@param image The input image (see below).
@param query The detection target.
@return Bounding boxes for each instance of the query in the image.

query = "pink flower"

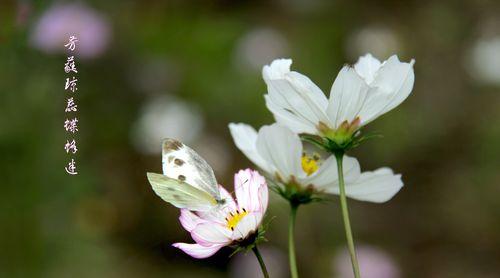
[173,169,268,259]
[30,3,110,59]
[334,245,401,278]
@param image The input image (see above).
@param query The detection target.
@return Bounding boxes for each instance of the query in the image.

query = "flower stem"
[335,152,361,278]
[252,246,269,278]
[288,202,299,278]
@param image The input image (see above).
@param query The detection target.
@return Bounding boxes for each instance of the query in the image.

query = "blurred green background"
[1,0,500,277]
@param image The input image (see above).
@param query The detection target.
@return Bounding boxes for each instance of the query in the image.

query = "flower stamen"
[301,152,320,176]
[226,209,248,231]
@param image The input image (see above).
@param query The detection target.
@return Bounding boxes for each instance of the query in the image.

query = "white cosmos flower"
[173,169,268,259]
[229,123,403,203]
[263,54,415,142]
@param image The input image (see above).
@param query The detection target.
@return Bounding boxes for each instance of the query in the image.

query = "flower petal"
[326,66,370,128]
[191,222,232,246]
[231,212,261,241]
[357,55,415,125]
[262,58,292,81]
[354,53,382,84]
[229,123,274,173]
[172,243,224,259]
[257,177,269,214]
[265,95,318,134]
[179,209,205,232]
[329,167,404,203]
[256,124,303,180]
[306,155,361,191]
[263,59,329,134]
[234,169,268,213]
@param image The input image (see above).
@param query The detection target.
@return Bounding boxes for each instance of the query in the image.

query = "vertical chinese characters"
[64,36,79,175]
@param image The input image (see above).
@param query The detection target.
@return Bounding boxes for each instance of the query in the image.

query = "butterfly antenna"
[230,178,249,197]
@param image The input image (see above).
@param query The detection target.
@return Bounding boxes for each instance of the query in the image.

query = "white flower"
[467,36,500,86]
[346,26,400,60]
[229,123,403,203]
[234,28,290,71]
[130,96,203,154]
[173,169,268,259]
[263,54,415,142]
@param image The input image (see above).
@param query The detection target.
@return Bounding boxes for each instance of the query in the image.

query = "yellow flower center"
[226,209,248,231]
[301,153,320,176]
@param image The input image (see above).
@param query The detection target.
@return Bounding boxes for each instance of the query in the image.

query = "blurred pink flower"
[173,169,268,259]
[30,3,110,59]
[333,245,401,278]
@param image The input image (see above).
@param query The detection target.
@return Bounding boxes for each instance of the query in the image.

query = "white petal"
[179,209,205,232]
[256,124,302,181]
[307,155,361,191]
[358,55,415,125]
[262,58,292,82]
[265,79,324,128]
[326,66,369,128]
[330,167,403,203]
[229,123,274,173]
[262,59,329,134]
[287,71,329,114]
[265,95,318,134]
[172,243,224,259]
[231,212,260,241]
[191,222,232,246]
[354,53,382,84]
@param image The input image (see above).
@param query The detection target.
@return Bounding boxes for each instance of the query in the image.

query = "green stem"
[252,246,269,278]
[335,152,361,278]
[288,202,299,278]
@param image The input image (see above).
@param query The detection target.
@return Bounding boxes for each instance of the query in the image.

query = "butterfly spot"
[173,194,181,199]
[167,156,174,163]
[167,187,175,191]
[164,139,183,151]
[178,175,186,181]
[174,158,185,166]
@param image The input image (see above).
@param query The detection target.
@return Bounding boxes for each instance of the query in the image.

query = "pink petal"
[234,169,252,209]
[191,222,232,246]
[258,181,269,214]
[179,209,205,232]
[172,243,224,259]
[234,169,267,212]
[231,212,260,241]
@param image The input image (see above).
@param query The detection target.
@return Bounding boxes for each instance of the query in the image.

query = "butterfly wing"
[161,139,221,201]
[147,172,217,211]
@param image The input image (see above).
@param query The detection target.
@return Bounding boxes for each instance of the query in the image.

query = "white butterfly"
[147,138,226,212]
